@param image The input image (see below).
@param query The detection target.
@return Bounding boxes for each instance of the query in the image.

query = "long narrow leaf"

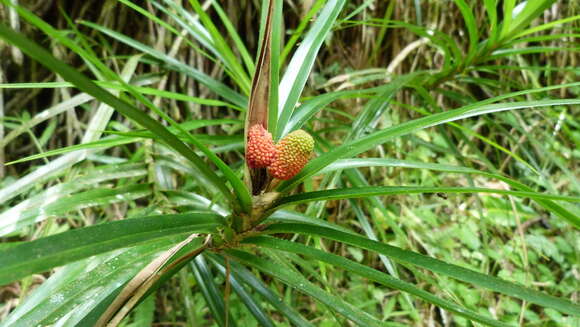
[0,213,223,285]
[275,186,580,208]
[79,21,246,107]
[263,223,580,316]
[207,253,315,327]
[211,256,277,327]
[276,0,346,139]
[0,184,151,237]
[279,99,580,191]
[247,236,513,327]
[0,237,180,327]
[317,158,580,228]
[0,22,241,211]
[226,250,386,327]
[191,255,237,327]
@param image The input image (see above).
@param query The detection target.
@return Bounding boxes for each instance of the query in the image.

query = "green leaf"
[226,250,385,327]
[0,237,180,326]
[0,21,245,212]
[280,0,325,64]
[485,47,580,62]
[453,0,478,64]
[6,136,141,165]
[129,296,155,327]
[0,213,223,285]
[0,184,151,237]
[279,99,580,191]
[268,0,283,135]
[275,186,580,208]
[346,73,422,141]
[207,253,315,327]
[268,210,355,235]
[317,158,580,228]
[512,14,580,40]
[247,236,513,327]
[0,81,237,109]
[501,0,556,42]
[343,170,408,281]
[0,93,94,148]
[211,1,254,76]
[211,256,277,327]
[263,223,580,316]
[79,20,246,107]
[498,0,516,43]
[282,87,378,136]
[276,0,346,139]
[190,255,237,327]
[187,0,251,94]
[483,0,499,47]
[0,163,146,234]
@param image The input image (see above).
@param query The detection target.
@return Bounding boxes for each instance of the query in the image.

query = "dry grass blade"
[96,233,211,327]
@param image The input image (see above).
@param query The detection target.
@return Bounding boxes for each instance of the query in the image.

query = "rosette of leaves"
[0,0,579,326]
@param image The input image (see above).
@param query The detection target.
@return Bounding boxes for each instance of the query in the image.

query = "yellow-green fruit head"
[268,130,314,180]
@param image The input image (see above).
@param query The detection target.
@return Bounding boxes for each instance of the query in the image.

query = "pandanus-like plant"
[0,0,579,326]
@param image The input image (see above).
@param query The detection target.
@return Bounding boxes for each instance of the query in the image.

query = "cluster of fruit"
[246,125,314,180]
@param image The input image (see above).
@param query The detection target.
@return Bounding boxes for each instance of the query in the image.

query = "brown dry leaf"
[96,233,210,327]
[245,0,276,195]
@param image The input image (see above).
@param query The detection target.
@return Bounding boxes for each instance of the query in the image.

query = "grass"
[0,0,579,326]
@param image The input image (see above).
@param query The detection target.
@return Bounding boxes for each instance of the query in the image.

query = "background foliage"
[0,0,579,326]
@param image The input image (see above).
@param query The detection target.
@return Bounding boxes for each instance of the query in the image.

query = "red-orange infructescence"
[246,124,277,168]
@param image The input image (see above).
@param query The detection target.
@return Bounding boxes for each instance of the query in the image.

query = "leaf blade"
[278,99,580,191]
[226,250,385,327]
[0,21,242,211]
[263,223,580,316]
[247,236,514,327]
[0,213,223,285]
[275,186,580,207]
[276,0,346,139]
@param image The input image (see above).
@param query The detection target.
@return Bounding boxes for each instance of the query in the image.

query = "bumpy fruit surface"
[246,124,276,168]
[268,130,314,180]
